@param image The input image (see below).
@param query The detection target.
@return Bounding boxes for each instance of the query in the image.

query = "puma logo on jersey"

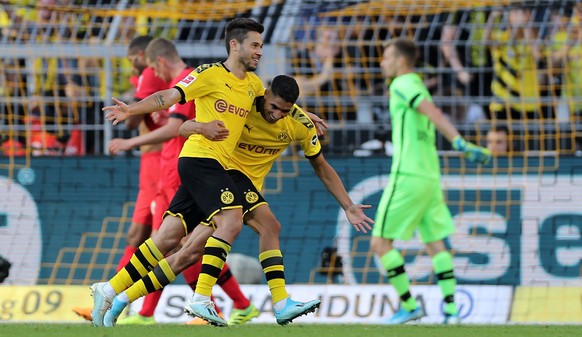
[244,124,253,132]
[225,83,233,91]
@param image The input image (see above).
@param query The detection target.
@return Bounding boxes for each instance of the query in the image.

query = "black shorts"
[165,184,208,233]
[227,169,267,215]
[171,157,242,224]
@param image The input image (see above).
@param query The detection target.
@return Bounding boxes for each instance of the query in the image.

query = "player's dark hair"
[384,38,418,66]
[224,18,264,54]
[128,35,153,54]
[270,75,299,104]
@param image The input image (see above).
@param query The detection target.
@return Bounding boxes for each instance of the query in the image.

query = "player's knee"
[126,225,151,247]
[370,236,391,256]
[257,220,280,240]
[178,245,203,266]
[216,216,243,236]
[224,221,243,240]
[151,232,182,255]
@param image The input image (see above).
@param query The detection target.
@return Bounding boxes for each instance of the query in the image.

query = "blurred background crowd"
[0,0,580,157]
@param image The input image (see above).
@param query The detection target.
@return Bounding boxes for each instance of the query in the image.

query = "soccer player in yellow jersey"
[96,18,351,327]
[180,75,374,325]
[96,18,265,327]
[96,74,373,327]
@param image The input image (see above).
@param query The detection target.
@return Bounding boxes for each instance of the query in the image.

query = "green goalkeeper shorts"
[372,173,454,243]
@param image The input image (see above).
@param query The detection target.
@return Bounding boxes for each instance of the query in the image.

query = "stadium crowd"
[0,0,580,156]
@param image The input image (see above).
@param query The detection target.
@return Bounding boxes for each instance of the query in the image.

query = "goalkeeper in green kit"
[370,38,491,325]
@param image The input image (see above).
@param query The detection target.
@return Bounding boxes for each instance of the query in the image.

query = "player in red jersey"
[72,35,168,321]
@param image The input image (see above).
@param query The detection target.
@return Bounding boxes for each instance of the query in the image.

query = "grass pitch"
[1,324,579,337]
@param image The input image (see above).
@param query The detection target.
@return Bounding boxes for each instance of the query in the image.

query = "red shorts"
[152,161,180,231]
[132,151,162,225]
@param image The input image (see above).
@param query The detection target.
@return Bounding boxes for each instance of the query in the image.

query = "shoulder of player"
[194,62,226,75]
[393,73,425,89]
[141,67,166,83]
[286,111,316,138]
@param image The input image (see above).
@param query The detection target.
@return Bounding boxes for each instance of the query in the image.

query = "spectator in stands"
[291,25,357,122]
[486,124,510,154]
[548,3,582,122]
[27,0,95,155]
[484,5,546,120]
[293,28,336,99]
[343,15,380,125]
[440,8,493,122]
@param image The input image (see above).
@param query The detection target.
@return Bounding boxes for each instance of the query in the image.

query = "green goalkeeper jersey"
[388,72,440,179]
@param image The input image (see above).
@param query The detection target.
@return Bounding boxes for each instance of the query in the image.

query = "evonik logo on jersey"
[214,99,250,117]
[237,143,281,155]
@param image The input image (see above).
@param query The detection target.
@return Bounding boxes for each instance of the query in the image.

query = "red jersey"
[160,67,196,189]
[129,75,139,89]
[135,67,169,131]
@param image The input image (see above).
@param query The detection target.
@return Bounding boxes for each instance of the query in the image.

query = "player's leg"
[118,151,160,270]
[104,217,215,327]
[245,206,320,325]
[194,209,242,297]
[370,174,428,324]
[91,188,189,327]
[74,155,158,323]
[103,187,213,327]
[182,260,254,325]
[90,236,164,327]
[179,158,243,326]
[184,210,240,326]
[74,220,151,323]
[232,169,319,325]
[419,181,459,324]
[230,170,290,308]
[216,263,259,325]
[118,183,173,325]
[113,218,154,321]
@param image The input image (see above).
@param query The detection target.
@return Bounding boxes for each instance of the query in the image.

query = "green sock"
[432,251,458,315]
[380,249,418,311]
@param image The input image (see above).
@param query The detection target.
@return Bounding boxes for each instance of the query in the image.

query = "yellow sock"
[196,236,231,297]
[125,259,176,302]
[259,249,288,304]
[110,238,163,293]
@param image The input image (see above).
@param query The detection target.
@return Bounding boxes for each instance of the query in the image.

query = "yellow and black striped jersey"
[176,62,265,167]
[489,30,540,113]
[228,100,321,191]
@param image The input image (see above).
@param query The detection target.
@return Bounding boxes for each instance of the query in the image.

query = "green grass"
[1,324,580,337]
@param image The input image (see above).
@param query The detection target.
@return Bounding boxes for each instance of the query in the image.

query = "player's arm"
[308,154,374,233]
[103,88,181,125]
[124,115,144,130]
[108,117,183,155]
[417,99,460,141]
[417,99,491,164]
[178,119,229,141]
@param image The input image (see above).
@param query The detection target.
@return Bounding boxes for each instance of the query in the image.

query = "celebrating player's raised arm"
[308,154,374,233]
[103,88,181,125]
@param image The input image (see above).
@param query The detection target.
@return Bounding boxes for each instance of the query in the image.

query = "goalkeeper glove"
[451,136,491,165]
